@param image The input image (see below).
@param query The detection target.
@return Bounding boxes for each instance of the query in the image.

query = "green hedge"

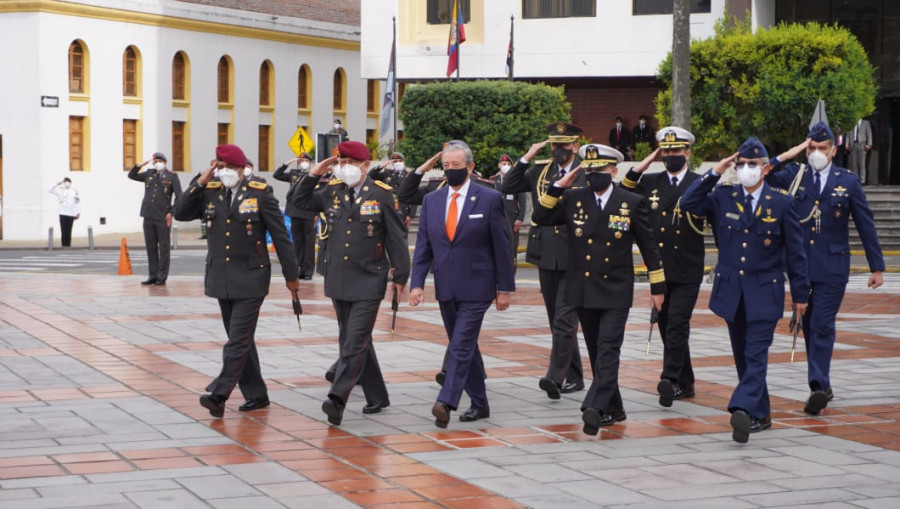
[655,17,877,159]
[396,80,571,176]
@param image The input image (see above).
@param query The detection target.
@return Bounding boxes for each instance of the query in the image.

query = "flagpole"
[456,0,462,81]
[392,16,398,149]
[509,15,514,81]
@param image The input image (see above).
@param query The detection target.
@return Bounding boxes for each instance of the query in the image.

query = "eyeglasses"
[735,161,760,169]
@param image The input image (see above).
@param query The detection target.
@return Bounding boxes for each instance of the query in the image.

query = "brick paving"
[0,272,898,508]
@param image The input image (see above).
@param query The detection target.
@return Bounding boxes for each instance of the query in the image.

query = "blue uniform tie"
[744,194,754,223]
[814,171,822,197]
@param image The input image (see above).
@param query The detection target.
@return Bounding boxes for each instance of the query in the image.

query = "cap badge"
[556,122,566,134]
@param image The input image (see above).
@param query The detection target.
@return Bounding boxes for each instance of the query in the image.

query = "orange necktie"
[446,192,459,241]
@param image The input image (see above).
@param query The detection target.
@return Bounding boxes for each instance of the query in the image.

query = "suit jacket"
[174,176,298,300]
[532,184,665,308]
[493,175,528,225]
[766,162,884,283]
[295,175,410,301]
[681,171,810,322]
[631,125,655,149]
[499,158,585,269]
[620,169,707,284]
[411,180,515,302]
[128,165,183,220]
[847,119,873,148]
[273,164,315,219]
[608,127,630,154]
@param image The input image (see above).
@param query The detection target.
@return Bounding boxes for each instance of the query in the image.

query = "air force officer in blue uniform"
[681,138,810,444]
[766,122,885,416]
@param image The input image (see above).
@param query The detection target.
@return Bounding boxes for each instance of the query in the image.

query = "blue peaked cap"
[808,121,834,142]
[738,137,768,160]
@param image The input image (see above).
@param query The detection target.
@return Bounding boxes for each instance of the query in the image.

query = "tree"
[396,80,571,176]
[655,17,877,160]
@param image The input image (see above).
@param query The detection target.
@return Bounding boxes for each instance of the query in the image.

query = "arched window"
[333,68,345,111]
[217,56,232,104]
[123,46,140,97]
[366,80,377,113]
[68,40,88,93]
[172,51,189,101]
[297,64,311,110]
[259,60,273,106]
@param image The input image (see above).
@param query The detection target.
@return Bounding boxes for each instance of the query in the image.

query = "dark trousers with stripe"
[207,297,267,400]
[290,216,316,278]
[726,297,778,420]
[329,298,389,406]
[658,282,700,388]
[143,218,171,282]
[579,307,630,413]
[802,281,846,391]
[539,268,585,385]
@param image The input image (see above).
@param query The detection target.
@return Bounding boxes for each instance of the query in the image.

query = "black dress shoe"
[362,400,390,414]
[435,371,446,386]
[322,398,344,426]
[804,390,829,415]
[731,409,751,444]
[238,397,270,411]
[598,409,627,426]
[539,377,561,400]
[325,369,335,383]
[459,406,490,422]
[582,408,601,436]
[658,379,676,407]
[140,278,157,285]
[301,274,314,280]
[153,280,167,286]
[750,416,772,433]
[825,387,834,401]
[199,394,225,418]
[432,402,450,429]
[676,385,696,399]
[560,381,585,394]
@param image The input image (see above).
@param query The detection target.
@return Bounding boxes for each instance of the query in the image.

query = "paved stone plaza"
[0,272,899,508]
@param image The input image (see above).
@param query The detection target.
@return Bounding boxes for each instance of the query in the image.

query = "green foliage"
[397,80,571,176]
[655,17,877,160]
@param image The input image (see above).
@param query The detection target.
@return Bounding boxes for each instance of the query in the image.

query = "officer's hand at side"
[513,219,522,233]
[391,283,406,297]
[869,271,883,289]
[408,288,425,307]
[556,164,581,189]
[650,293,665,312]
[310,156,337,177]
[285,279,300,293]
[496,292,511,311]
[795,302,808,316]
[165,213,173,228]
[404,216,412,230]
[633,148,661,174]
[713,152,740,176]
[197,165,216,186]
[523,140,550,163]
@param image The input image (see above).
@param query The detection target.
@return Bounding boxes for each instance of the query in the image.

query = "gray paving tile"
[850,497,900,509]
[221,463,307,484]
[85,466,224,484]
[209,497,287,509]
[748,456,851,477]
[737,487,864,506]
[428,458,512,479]
[554,478,655,505]
[607,498,759,509]
[641,480,785,501]
[458,475,565,499]
[256,481,331,498]
[767,473,890,491]
[842,463,900,483]
[177,474,261,499]
[588,467,682,490]
[1,475,89,489]
[515,493,597,508]
[0,488,38,501]
[11,493,131,509]
[38,479,181,498]
[124,488,209,508]
[505,463,593,483]
[694,459,794,481]
[279,494,360,509]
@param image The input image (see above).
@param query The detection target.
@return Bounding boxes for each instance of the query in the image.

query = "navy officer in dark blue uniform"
[681,137,810,444]
[766,122,885,415]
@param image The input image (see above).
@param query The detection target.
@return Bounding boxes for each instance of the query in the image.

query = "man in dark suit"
[294,141,410,426]
[681,137,809,443]
[533,143,666,435]
[631,115,655,161]
[174,144,299,418]
[409,140,515,428]
[494,154,528,266]
[128,152,183,285]
[608,116,630,159]
[273,153,316,279]
[620,126,706,407]
[845,118,873,184]
[767,122,884,415]
[500,122,586,399]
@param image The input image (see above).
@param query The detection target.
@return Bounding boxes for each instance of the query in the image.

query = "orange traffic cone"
[118,237,133,276]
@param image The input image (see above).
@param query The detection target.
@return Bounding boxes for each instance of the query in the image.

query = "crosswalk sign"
[288,126,314,156]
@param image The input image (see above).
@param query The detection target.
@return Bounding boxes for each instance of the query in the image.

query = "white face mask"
[499,164,511,174]
[393,162,405,171]
[243,166,252,177]
[299,161,310,170]
[807,149,830,171]
[616,122,622,128]
[154,162,166,171]
[340,164,362,186]
[735,163,762,188]
[63,182,71,189]
[333,123,342,130]
[218,168,241,189]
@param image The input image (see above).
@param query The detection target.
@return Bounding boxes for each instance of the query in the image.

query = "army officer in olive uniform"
[273,152,317,280]
[533,143,666,435]
[294,140,410,426]
[128,152,183,285]
[174,144,300,418]
[620,126,706,408]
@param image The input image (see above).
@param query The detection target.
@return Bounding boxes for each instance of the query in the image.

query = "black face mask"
[662,155,687,173]
[444,168,469,187]
[552,146,573,167]
[585,172,612,193]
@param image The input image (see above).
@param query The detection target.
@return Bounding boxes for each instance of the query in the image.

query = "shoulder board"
[570,186,582,190]
[206,181,223,189]
[534,159,551,165]
[772,187,789,195]
[717,182,733,187]
[329,179,345,186]
[373,180,393,191]
[248,180,268,190]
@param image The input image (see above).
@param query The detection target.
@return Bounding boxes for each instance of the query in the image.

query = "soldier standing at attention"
[174,144,299,418]
[128,152,183,285]
[294,141,410,426]
[274,152,317,280]
[680,137,809,443]
[500,122,586,399]
[766,122,884,415]
[620,127,705,408]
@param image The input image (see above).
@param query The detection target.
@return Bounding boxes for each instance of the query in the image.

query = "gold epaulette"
[539,194,560,209]
[206,181,223,189]
[373,180,393,191]
[648,269,666,284]
[329,179,345,186]
[772,187,789,195]
[248,180,267,190]
[534,159,551,165]
[718,182,733,186]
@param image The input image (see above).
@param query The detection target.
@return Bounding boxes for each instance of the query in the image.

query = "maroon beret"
[337,141,370,162]
[216,144,248,167]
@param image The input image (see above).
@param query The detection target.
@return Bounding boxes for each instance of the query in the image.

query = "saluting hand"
[522,139,550,163]
[713,152,740,176]
[408,288,425,307]
[778,139,810,162]
[197,164,216,186]
[555,163,581,189]
[633,147,661,174]
[310,156,337,177]
[415,151,443,175]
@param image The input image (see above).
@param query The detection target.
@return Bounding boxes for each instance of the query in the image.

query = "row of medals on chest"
[572,199,630,239]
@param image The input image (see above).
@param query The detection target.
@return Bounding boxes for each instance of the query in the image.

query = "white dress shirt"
[445,176,472,223]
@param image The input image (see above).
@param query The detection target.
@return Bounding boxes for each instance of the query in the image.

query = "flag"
[379,40,396,144]
[809,98,829,130]
[505,16,514,80]
[446,0,466,78]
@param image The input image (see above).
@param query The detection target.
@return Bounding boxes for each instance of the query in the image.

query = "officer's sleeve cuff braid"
[539,194,559,209]
[648,269,665,284]
[621,172,639,189]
